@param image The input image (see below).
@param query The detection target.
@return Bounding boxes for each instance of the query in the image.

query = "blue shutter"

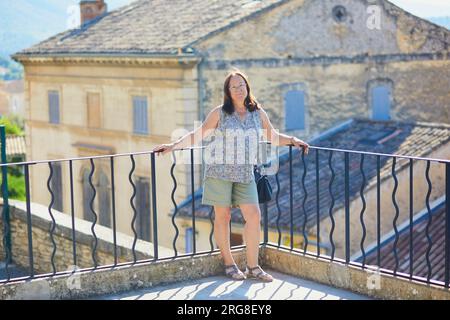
[48,91,60,124]
[133,97,138,133]
[372,86,391,121]
[142,98,148,133]
[133,96,148,134]
[284,90,305,131]
[185,228,193,253]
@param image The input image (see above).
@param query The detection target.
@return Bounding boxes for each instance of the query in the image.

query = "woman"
[153,70,309,282]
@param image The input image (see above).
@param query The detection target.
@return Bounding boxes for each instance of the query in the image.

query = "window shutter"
[372,86,391,121]
[48,91,60,124]
[133,96,148,134]
[284,90,305,131]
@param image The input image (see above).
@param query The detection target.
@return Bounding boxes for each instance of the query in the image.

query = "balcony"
[0,142,449,300]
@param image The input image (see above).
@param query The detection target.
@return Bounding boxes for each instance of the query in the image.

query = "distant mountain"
[0,0,131,59]
[427,16,450,30]
[0,0,75,58]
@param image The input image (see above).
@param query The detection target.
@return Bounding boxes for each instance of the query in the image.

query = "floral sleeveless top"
[203,107,263,183]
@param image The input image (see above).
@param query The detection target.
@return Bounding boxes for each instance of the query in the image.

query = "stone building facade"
[12,0,450,252]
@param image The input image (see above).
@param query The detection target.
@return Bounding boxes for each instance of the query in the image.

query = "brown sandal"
[224,264,246,280]
[245,265,273,282]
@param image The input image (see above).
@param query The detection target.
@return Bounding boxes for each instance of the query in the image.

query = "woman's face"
[228,75,248,105]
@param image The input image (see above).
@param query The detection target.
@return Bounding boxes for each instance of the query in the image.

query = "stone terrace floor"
[95,269,372,300]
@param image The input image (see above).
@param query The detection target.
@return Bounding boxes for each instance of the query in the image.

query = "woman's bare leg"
[239,203,261,268]
[214,205,235,266]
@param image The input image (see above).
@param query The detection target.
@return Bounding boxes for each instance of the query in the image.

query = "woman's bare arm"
[152,106,221,155]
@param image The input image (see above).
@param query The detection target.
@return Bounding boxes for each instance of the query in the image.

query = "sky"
[388,0,450,18]
[101,0,450,18]
[105,0,450,18]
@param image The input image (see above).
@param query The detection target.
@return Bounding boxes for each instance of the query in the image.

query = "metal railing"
[0,144,449,290]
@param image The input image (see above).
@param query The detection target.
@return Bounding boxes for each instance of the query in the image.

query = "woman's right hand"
[152,143,174,156]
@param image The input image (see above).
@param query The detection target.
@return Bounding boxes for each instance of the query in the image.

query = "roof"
[5,135,26,157]
[14,0,286,56]
[175,118,450,231]
[362,200,447,283]
[13,0,450,59]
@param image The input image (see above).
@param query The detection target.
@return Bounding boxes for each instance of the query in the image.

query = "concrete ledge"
[0,248,252,300]
[263,246,450,300]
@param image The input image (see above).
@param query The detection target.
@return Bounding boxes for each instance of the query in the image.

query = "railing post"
[344,152,350,264]
[151,152,158,260]
[190,149,196,255]
[0,126,12,256]
[263,201,268,244]
[445,163,450,288]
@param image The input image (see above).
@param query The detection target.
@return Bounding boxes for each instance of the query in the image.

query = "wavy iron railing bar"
[425,160,433,283]
[359,154,367,268]
[301,148,309,254]
[47,162,57,275]
[128,155,138,264]
[328,150,336,260]
[392,157,400,275]
[88,158,98,269]
[170,151,180,257]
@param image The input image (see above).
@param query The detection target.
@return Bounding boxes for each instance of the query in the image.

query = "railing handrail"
[1,141,448,168]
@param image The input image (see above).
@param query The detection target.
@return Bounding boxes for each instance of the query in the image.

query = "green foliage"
[0,171,26,201]
[0,116,24,136]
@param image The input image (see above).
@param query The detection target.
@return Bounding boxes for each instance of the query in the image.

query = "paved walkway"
[97,269,372,300]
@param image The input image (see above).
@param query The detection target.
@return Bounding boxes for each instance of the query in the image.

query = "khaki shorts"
[201,176,259,207]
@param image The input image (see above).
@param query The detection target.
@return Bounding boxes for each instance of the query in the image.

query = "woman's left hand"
[291,137,309,155]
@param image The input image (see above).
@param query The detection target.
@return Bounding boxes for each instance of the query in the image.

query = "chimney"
[80,0,107,26]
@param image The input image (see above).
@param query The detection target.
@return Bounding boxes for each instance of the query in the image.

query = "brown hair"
[222,69,260,115]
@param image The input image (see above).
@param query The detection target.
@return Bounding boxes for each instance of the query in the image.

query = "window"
[98,170,111,228]
[136,177,151,241]
[50,162,63,212]
[284,90,306,131]
[87,92,101,128]
[185,227,193,253]
[133,96,148,134]
[371,85,391,121]
[48,90,60,124]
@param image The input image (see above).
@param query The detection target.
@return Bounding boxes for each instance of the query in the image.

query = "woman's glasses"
[229,83,246,91]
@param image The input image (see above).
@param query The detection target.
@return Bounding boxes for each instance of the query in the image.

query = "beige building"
[12,0,450,252]
[0,80,25,117]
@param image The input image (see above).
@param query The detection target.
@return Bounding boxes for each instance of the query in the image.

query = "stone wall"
[0,200,171,277]
[194,0,450,139]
